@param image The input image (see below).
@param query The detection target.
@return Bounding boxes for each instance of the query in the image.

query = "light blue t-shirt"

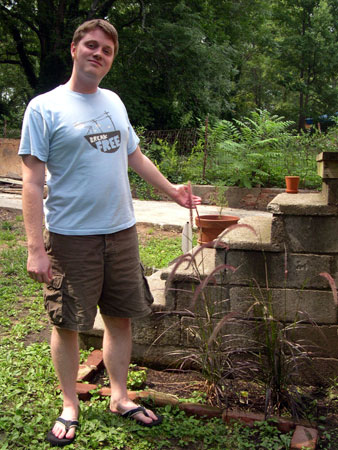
[19,85,139,235]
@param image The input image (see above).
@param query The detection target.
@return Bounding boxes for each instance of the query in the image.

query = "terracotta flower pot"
[195,215,240,244]
[285,176,300,194]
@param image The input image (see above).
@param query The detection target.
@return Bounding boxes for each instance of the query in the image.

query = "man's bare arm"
[21,155,52,283]
[128,146,201,208]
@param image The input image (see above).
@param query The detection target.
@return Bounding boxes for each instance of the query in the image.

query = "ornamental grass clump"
[163,214,258,407]
[246,260,338,420]
[164,245,248,407]
[247,280,319,420]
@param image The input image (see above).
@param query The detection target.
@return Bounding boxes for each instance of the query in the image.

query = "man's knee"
[52,326,79,342]
[101,315,131,332]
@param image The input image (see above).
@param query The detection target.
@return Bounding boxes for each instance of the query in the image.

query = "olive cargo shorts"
[43,225,154,332]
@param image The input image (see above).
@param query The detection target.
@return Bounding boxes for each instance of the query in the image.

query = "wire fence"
[1,127,200,152]
[1,129,21,139]
[143,128,199,154]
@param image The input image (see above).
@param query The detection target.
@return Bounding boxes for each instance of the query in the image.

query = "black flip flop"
[46,417,79,447]
[121,406,163,427]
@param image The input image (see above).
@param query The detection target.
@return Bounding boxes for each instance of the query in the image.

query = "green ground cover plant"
[138,225,198,273]
[0,212,296,449]
[139,234,182,271]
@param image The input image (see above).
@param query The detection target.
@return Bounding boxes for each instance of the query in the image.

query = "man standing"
[19,19,200,447]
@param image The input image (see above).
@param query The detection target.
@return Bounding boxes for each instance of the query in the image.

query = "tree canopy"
[0,0,337,132]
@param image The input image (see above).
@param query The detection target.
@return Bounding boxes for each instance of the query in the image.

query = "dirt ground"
[137,223,182,244]
[0,208,22,224]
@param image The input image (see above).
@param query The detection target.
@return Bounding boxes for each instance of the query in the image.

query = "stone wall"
[191,185,286,210]
[143,185,289,211]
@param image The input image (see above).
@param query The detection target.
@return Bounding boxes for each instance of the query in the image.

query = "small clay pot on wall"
[195,215,240,244]
[285,176,300,194]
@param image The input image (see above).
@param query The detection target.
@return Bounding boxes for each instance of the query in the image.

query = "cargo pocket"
[44,274,64,325]
[140,263,154,306]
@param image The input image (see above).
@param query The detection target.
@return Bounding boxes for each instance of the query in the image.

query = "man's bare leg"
[101,315,158,424]
[50,327,80,440]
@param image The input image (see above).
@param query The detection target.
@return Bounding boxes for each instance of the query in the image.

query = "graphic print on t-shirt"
[74,111,121,153]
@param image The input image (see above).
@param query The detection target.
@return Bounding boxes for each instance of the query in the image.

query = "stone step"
[160,246,222,282]
[219,215,274,250]
[147,269,166,311]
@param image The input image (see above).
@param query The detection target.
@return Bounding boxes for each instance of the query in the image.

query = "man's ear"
[70,42,76,60]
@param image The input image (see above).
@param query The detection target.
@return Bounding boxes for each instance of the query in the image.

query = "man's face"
[71,28,115,83]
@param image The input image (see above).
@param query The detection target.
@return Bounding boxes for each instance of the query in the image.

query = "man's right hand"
[27,249,53,284]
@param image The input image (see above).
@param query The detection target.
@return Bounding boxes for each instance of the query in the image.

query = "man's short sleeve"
[127,124,140,155]
[122,104,139,155]
[18,103,50,162]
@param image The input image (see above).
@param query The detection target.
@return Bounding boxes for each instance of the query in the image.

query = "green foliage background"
[131,111,337,190]
[1,0,337,132]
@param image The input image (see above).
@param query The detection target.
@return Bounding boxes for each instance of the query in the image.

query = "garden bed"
[74,350,321,449]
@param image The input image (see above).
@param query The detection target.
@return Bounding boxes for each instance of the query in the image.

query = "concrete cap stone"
[268,193,338,215]
[219,216,274,250]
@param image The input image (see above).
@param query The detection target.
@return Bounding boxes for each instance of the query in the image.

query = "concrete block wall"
[218,152,338,378]
[225,250,333,289]
[229,286,336,324]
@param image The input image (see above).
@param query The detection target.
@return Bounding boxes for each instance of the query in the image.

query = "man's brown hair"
[72,19,119,57]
